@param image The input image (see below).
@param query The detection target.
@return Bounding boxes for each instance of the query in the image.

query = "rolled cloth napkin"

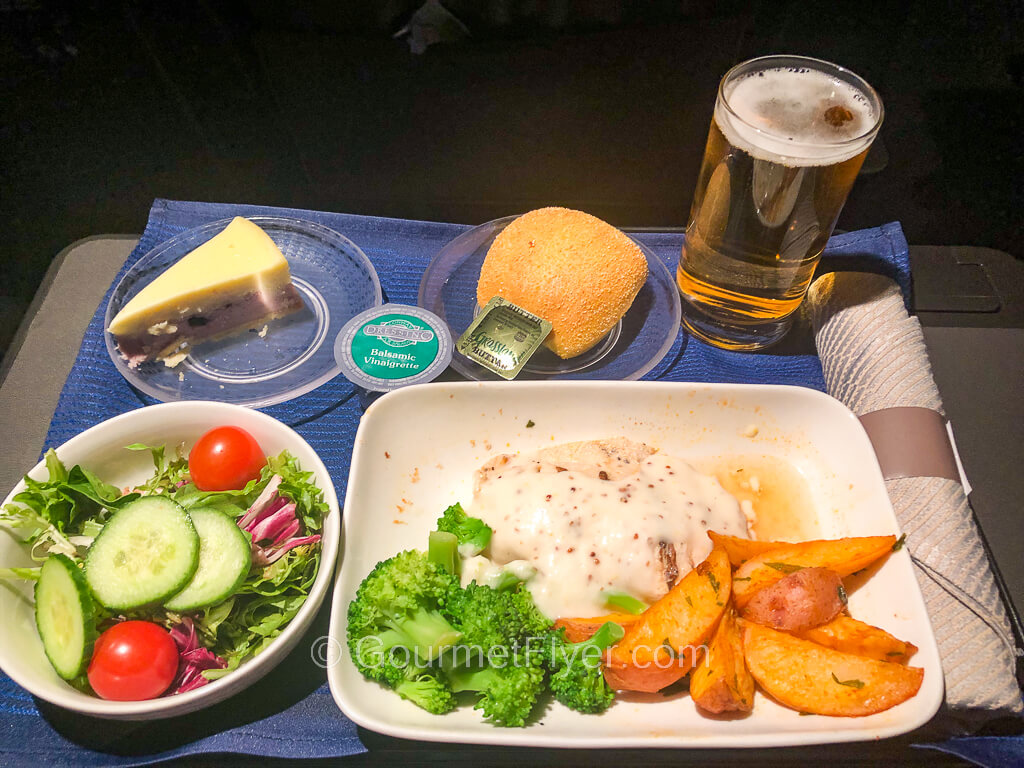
[806,271,1023,719]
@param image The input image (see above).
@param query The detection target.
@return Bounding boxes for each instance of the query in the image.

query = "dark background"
[1,0,1021,361]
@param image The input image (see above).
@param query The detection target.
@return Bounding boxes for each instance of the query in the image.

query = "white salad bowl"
[0,401,340,719]
[328,381,943,748]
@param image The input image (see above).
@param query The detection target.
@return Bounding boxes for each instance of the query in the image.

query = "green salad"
[0,428,327,701]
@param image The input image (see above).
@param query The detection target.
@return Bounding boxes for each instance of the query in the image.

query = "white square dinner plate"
[327,381,943,748]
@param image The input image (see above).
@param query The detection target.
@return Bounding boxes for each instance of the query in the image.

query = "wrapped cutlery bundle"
[807,271,1023,720]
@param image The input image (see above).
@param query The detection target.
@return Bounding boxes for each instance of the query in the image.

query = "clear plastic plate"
[105,217,382,407]
[417,216,681,381]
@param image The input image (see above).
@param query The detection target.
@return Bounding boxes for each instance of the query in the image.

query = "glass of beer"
[677,55,883,350]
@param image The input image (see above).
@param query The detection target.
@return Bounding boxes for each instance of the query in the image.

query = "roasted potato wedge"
[602,655,693,693]
[795,615,918,664]
[604,547,731,692]
[742,621,924,716]
[739,567,845,631]
[732,535,897,610]
[708,531,794,567]
[690,607,754,714]
[554,612,641,643]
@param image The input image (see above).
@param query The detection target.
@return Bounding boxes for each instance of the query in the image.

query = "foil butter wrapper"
[457,296,552,379]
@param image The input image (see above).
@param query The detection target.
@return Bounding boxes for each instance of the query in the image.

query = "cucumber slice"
[164,506,252,612]
[35,554,97,680]
[85,496,199,610]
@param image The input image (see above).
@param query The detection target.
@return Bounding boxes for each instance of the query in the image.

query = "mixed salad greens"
[0,427,327,701]
[347,503,625,727]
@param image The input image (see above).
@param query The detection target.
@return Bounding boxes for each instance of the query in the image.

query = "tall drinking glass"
[677,55,883,350]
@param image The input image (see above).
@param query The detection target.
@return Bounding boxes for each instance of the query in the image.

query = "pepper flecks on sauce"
[470,442,750,619]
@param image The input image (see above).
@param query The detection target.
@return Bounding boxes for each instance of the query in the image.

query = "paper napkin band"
[859,407,960,482]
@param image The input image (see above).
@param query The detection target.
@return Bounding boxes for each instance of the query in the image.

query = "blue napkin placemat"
[916,736,1024,768]
[1,199,916,765]
[0,675,359,767]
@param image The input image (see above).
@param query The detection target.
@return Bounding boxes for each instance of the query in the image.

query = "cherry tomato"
[189,425,266,491]
[87,621,179,701]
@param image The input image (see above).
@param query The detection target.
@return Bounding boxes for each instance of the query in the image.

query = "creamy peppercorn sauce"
[470,444,751,619]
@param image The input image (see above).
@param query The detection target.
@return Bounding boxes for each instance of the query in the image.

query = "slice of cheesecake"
[108,217,304,368]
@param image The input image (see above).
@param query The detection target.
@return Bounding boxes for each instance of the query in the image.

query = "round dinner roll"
[476,207,648,359]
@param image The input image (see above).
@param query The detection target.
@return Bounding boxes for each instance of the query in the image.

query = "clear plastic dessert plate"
[417,216,682,381]
[105,217,382,407]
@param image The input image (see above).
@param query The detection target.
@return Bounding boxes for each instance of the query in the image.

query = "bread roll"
[476,207,648,359]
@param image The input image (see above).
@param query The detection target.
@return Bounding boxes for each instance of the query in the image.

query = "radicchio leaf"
[169,617,227,694]
[238,477,321,567]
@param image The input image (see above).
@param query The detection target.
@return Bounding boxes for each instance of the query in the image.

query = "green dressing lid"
[334,304,452,391]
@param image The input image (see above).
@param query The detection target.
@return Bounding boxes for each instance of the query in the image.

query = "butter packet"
[457,296,552,379]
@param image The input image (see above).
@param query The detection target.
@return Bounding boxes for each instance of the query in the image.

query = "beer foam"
[716,66,878,166]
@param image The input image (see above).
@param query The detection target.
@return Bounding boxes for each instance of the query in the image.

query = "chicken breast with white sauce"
[470,438,751,618]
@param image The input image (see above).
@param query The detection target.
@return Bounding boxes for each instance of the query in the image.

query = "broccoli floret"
[349,548,625,725]
[599,589,649,615]
[444,581,550,650]
[488,565,535,591]
[446,658,546,727]
[428,530,459,574]
[436,503,492,557]
[438,581,551,726]
[395,665,458,715]
[545,621,625,714]
[347,550,462,687]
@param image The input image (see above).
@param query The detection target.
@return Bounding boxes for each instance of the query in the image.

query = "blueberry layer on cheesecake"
[108,217,304,368]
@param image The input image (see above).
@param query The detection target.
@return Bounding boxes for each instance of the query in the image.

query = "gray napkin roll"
[806,271,1023,719]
